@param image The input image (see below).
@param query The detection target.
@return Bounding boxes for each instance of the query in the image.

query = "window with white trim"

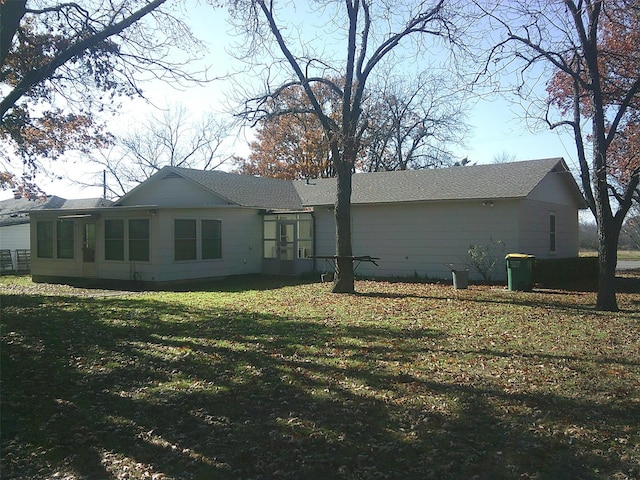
[262,213,313,259]
[104,219,125,260]
[202,220,222,259]
[173,218,222,261]
[175,219,197,261]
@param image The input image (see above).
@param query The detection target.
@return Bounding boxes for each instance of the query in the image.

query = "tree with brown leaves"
[235,85,336,179]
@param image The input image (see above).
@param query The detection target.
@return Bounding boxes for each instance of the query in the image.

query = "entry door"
[82,223,97,277]
[278,221,296,275]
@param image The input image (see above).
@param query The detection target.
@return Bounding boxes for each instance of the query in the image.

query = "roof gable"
[173,167,303,209]
[115,167,303,210]
[116,170,233,207]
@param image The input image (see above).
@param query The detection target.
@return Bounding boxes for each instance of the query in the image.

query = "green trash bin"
[505,253,535,291]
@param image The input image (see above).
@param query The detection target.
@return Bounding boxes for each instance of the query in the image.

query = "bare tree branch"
[1,0,167,119]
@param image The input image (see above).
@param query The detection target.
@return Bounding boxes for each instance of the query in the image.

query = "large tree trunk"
[585,40,624,311]
[592,138,620,311]
[332,159,354,293]
[596,217,619,311]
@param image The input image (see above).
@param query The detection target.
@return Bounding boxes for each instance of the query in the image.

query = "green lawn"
[618,250,640,261]
[1,275,639,479]
[580,249,640,260]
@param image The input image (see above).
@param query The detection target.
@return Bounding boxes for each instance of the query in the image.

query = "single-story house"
[28,157,586,286]
[0,196,109,272]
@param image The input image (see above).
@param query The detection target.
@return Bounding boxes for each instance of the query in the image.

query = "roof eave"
[27,205,161,215]
[303,195,528,208]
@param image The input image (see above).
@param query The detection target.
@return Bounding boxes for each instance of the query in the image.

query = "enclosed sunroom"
[261,211,314,275]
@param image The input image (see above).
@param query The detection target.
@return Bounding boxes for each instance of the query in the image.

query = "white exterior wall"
[311,170,582,282]
[517,200,579,259]
[148,208,262,282]
[313,208,336,257]
[30,207,263,284]
[0,223,30,268]
[0,223,30,250]
[517,171,581,259]
[313,200,522,281]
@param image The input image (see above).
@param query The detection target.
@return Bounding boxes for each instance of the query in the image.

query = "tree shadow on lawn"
[161,274,320,293]
[2,294,638,479]
[358,283,640,316]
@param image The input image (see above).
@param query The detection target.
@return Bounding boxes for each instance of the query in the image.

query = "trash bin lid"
[505,253,536,259]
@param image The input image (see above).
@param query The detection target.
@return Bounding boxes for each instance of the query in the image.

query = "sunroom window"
[36,221,54,258]
[175,219,197,261]
[56,220,74,259]
[263,213,313,259]
[104,219,124,261]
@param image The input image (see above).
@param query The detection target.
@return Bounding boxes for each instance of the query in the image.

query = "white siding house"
[28,158,586,286]
[1,196,110,272]
[297,158,585,280]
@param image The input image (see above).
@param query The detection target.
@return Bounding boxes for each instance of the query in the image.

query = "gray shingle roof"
[0,196,49,226]
[1,196,113,226]
[294,157,580,206]
[117,158,583,210]
[168,167,304,209]
[53,198,113,209]
[28,197,113,210]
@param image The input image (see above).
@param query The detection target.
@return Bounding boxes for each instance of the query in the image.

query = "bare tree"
[492,150,517,164]
[364,73,469,171]
[81,105,231,198]
[235,73,467,177]
[231,0,461,293]
[480,0,640,311]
